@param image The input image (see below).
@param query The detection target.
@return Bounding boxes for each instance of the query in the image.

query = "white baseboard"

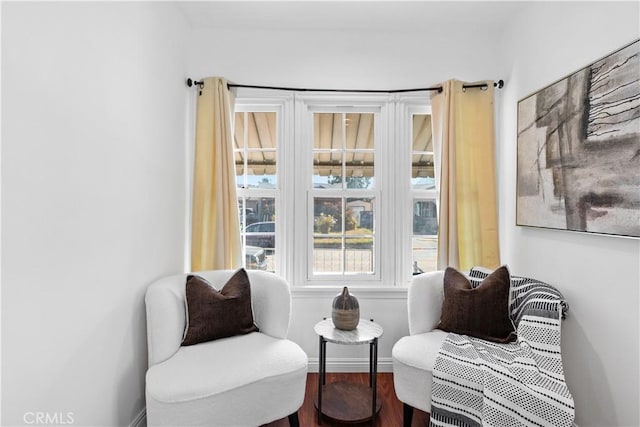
[130,408,146,427]
[307,357,393,373]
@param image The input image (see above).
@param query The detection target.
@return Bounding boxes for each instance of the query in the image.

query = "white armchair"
[392,271,447,427]
[392,269,572,427]
[145,269,308,427]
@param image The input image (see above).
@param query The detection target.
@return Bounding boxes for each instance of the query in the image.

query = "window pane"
[246,150,276,187]
[314,198,342,234]
[313,152,343,188]
[313,237,343,273]
[234,111,245,150]
[413,200,438,235]
[411,154,435,189]
[412,113,434,190]
[235,111,278,188]
[245,197,275,226]
[346,151,374,189]
[412,236,437,274]
[314,113,342,149]
[345,113,374,150]
[412,114,433,152]
[346,197,374,233]
[345,237,373,273]
[312,197,375,275]
[247,112,276,149]
[313,112,375,190]
[345,198,374,273]
[245,220,275,251]
[241,196,276,273]
[412,199,438,274]
[245,245,271,272]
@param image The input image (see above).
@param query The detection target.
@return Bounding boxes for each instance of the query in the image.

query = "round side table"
[313,318,384,426]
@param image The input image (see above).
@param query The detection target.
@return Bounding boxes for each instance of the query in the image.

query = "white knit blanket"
[429,269,575,427]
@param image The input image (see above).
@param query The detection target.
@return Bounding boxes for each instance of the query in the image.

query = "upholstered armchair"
[145,269,308,427]
[392,271,447,426]
[392,268,573,427]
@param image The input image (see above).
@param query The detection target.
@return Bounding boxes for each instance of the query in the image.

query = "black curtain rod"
[186,78,504,93]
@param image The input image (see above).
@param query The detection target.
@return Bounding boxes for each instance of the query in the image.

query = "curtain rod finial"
[496,79,504,89]
[187,78,204,89]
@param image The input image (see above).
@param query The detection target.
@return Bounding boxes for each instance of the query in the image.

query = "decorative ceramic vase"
[332,286,360,330]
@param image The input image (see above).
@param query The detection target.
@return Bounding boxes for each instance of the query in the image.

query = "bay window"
[234,89,436,287]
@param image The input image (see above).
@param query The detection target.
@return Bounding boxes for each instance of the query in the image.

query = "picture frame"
[516,39,640,238]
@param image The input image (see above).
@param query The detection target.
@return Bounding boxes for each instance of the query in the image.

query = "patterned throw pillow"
[438,265,517,343]
[182,268,259,346]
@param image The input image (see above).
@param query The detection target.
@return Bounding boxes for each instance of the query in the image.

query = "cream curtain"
[431,79,500,271]
[191,77,242,271]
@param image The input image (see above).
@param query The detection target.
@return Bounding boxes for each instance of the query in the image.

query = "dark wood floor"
[263,373,430,427]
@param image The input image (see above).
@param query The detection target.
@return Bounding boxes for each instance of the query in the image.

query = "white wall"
[498,2,640,426]
[1,3,188,426]
[187,26,505,90]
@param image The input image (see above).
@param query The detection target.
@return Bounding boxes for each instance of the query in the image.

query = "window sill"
[291,285,408,299]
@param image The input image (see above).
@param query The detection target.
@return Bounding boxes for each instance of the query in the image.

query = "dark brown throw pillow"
[438,265,517,343]
[182,268,259,346]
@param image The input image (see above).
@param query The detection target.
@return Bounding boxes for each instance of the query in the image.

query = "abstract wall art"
[517,39,640,238]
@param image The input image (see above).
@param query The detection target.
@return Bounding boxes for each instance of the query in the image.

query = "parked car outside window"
[244,221,275,251]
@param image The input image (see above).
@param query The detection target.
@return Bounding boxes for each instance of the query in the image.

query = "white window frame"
[294,94,394,287]
[232,89,435,289]
[395,94,436,287]
[234,90,294,278]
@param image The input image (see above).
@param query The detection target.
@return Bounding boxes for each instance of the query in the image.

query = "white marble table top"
[314,318,383,345]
